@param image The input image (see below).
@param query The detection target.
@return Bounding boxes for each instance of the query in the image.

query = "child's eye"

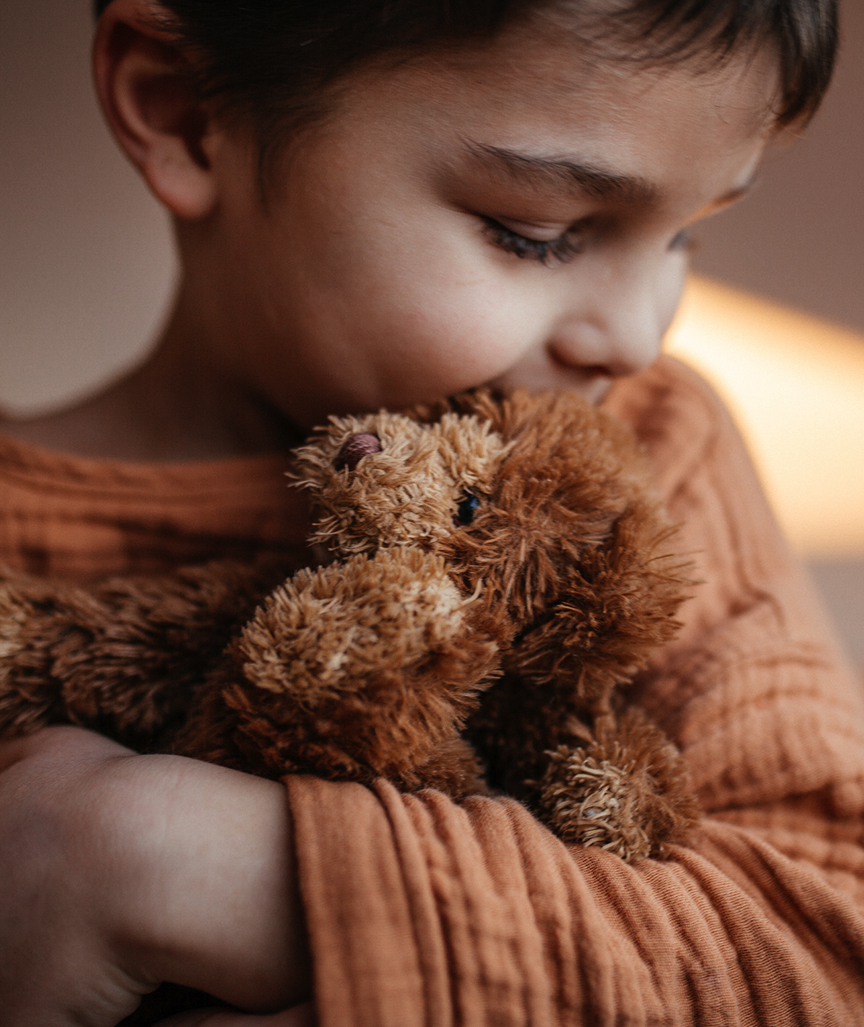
[481,217,586,267]
[669,229,697,253]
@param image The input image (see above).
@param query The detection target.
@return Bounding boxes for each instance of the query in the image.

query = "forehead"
[476,32,768,139]
[329,18,778,208]
[432,9,779,121]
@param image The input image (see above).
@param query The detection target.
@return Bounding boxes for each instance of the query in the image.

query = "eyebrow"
[463,142,659,204]
[463,142,759,212]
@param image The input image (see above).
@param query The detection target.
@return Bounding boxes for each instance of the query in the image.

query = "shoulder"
[603,354,741,502]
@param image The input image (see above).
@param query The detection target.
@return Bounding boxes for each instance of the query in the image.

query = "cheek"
[361,269,543,397]
[254,165,557,410]
[279,214,543,398]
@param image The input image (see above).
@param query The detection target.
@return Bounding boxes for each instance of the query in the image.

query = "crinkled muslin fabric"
[3,357,864,1025]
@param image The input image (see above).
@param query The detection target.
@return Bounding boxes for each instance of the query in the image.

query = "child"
[2,0,862,1024]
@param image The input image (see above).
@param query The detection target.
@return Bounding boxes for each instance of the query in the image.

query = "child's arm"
[0,726,312,1026]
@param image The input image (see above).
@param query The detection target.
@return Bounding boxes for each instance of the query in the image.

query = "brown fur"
[0,389,700,860]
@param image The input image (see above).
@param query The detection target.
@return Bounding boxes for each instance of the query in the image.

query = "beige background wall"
[1,0,176,414]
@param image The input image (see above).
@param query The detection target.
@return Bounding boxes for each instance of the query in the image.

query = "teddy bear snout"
[335,433,382,472]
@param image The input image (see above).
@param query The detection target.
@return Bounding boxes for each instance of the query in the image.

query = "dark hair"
[94,0,838,134]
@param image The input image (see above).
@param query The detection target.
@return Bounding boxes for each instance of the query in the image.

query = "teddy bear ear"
[334,433,382,472]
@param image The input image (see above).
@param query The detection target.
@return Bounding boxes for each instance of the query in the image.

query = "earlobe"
[92,0,218,219]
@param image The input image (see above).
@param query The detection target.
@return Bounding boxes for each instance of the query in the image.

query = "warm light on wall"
[665,276,864,558]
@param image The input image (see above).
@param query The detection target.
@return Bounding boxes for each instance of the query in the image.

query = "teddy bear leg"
[0,559,293,749]
[184,548,500,784]
[535,708,700,861]
[0,583,61,735]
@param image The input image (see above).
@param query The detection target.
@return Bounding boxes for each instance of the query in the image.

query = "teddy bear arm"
[194,548,500,784]
[538,504,691,689]
[0,558,292,749]
[0,579,73,736]
[534,707,701,860]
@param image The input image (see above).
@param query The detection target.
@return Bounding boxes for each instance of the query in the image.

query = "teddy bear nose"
[335,433,382,472]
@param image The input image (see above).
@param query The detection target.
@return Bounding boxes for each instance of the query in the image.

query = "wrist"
[100,752,311,1012]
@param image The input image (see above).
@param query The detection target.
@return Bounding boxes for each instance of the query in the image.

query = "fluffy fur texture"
[0,389,699,860]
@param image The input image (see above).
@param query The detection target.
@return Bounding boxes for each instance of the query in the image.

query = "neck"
[1,287,304,462]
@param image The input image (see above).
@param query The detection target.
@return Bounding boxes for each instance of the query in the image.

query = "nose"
[335,433,382,471]
[489,253,685,400]
[547,321,658,381]
[547,269,667,381]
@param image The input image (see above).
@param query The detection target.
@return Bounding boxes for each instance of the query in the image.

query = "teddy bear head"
[291,389,690,705]
[290,402,508,556]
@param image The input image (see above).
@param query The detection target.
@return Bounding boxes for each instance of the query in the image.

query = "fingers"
[156,1001,318,1027]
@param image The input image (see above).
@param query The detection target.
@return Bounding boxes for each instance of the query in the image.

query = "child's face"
[200,22,776,428]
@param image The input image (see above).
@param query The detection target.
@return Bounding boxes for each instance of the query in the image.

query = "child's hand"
[0,726,311,1026]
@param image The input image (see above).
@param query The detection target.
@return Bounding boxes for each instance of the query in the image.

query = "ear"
[92,0,219,219]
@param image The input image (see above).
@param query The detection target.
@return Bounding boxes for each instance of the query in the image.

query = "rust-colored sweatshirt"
[2,357,863,1025]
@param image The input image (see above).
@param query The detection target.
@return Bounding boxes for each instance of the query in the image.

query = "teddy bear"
[0,388,699,861]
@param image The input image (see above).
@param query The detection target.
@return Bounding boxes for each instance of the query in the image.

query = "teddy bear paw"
[535,712,700,862]
[537,745,653,860]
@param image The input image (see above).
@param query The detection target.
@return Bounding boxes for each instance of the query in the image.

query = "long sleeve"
[287,357,864,1026]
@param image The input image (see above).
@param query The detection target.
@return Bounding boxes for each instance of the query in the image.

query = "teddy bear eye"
[455,491,481,526]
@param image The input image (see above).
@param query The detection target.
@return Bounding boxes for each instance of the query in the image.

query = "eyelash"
[670,228,697,253]
[481,217,585,267]
[483,219,696,265]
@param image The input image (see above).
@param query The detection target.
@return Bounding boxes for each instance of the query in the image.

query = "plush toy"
[0,389,699,860]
